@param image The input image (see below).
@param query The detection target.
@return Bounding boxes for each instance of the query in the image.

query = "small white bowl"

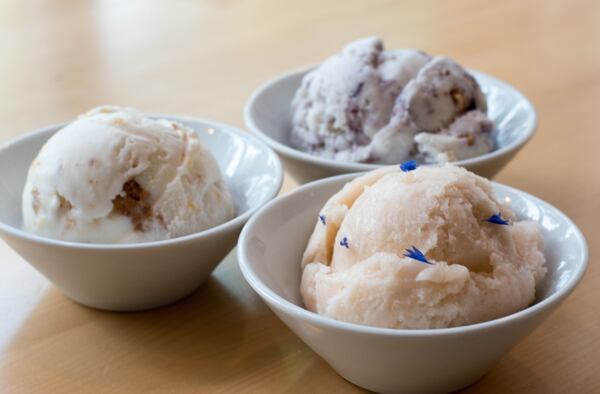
[245,67,537,184]
[237,173,587,394]
[0,115,283,311]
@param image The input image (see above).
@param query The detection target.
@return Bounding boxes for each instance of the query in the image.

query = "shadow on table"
[457,354,551,393]
[0,255,357,392]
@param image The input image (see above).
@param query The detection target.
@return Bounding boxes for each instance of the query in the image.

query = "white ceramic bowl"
[245,67,537,184]
[237,173,587,394]
[0,115,283,311]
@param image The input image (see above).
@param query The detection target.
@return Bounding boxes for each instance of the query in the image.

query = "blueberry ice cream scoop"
[290,37,494,164]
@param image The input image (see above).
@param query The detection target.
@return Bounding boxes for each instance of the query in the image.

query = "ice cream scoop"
[300,164,546,329]
[291,37,495,165]
[291,37,431,163]
[22,106,235,243]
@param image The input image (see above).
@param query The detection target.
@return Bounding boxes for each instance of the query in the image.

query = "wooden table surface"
[0,0,598,392]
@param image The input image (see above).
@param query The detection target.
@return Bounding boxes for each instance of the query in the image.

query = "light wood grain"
[0,0,598,392]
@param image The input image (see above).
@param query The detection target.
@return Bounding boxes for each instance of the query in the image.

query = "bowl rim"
[0,114,284,250]
[244,65,538,171]
[237,171,588,337]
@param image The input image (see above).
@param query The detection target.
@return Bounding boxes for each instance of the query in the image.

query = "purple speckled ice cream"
[290,37,494,164]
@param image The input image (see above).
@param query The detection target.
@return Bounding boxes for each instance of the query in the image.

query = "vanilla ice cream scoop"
[22,106,235,243]
[300,164,546,329]
[291,37,495,164]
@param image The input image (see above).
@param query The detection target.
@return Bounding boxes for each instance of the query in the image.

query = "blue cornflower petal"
[319,214,326,225]
[403,246,432,264]
[484,212,510,225]
[400,160,418,172]
[340,237,349,249]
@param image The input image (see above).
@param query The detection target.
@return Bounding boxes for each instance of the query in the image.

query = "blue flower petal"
[403,246,431,264]
[340,237,349,249]
[400,160,418,172]
[484,212,510,225]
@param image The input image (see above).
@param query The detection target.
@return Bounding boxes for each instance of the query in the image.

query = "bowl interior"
[0,117,282,232]
[246,68,536,169]
[241,174,586,320]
